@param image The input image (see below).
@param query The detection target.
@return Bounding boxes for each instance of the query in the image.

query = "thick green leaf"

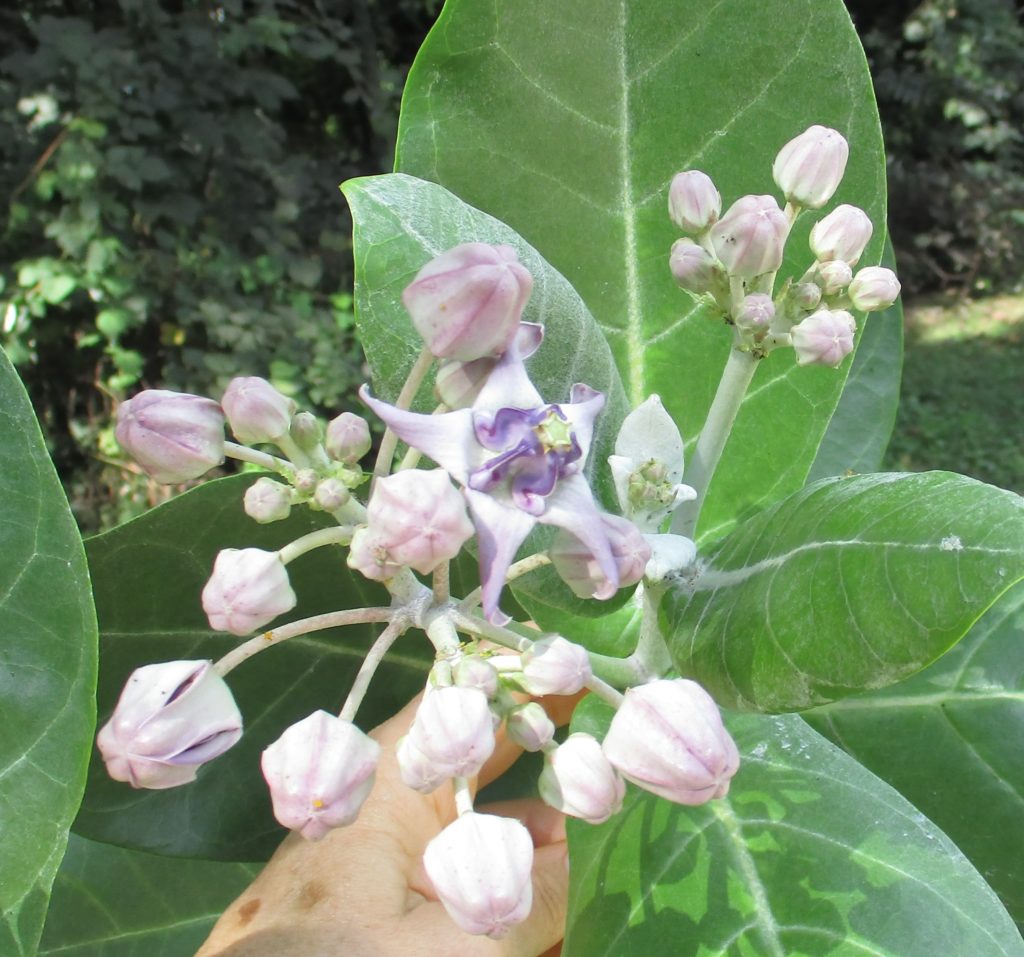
[396,0,887,541]
[0,349,97,956]
[808,241,904,481]
[663,471,1024,711]
[38,835,259,957]
[806,582,1024,925]
[566,700,1024,957]
[74,474,432,861]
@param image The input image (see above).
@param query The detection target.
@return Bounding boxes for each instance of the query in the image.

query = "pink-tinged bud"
[848,266,901,312]
[401,686,496,788]
[261,711,379,841]
[668,170,721,234]
[669,238,724,297]
[313,478,350,512]
[395,736,445,793]
[602,678,740,805]
[366,469,474,574]
[791,309,857,367]
[520,636,592,696]
[201,547,296,635]
[289,411,322,452]
[772,125,849,209]
[347,526,402,582]
[453,656,500,698]
[505,702,555,752]
[816,259,853,296]
[115,390,225,484]
[221,377,296,445]
[550,514,650,600]
[809,204,873,264]
[424,812,534,938]
[325,412,372,464]
[710,195,789,279]
[243,477,292,524]
[540,732,625,824]
[293,468,318,494]
[402,243,534,362]
[736,293,775,331]
[792,282,823,311]
[96,660,242,789]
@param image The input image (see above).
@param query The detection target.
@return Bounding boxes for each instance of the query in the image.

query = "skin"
[197,695,575,957]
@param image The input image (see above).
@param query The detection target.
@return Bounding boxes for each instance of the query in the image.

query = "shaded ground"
[883,293,1024,495]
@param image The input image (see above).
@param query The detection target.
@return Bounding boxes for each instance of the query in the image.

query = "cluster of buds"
[101,235,742,941]
[667,125,900,366]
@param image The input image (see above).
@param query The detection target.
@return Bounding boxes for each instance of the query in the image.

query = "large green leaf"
[565,700,1024,957]
[0,349,97,956]
[395,0,888,541]
[74,474,432,861]
[38,835,259,957]
[663,471,1024,712]
[806,582,1024,925]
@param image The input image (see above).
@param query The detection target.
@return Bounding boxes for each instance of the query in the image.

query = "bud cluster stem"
[338,617,409,722]
[279,526,353,565]
[374,346,435,479]
[223,441,295,478]
[457,553,552,614]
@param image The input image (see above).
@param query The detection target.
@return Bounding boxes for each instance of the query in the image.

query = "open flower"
[361,332,618,621]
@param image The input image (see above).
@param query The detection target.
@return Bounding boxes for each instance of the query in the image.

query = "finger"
[476,797,567,847]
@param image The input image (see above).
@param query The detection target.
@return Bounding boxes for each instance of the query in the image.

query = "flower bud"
[520,636,591,696]
[735,293,775,331]
[792,282,822,311]
[505,702,555,752]
[293,468,318,494]
[261,711,379,841]
[424,812,534,938]
[402,686,496,788]
[347,526,402,582]
[403,243,534,361]
[365,469,474,574]
[710,195,789,279]
[809,204,873,265]
[602,678,739,805]
[289,411,322,452]
[772,125,849,209]
[791,309,857,367]
[325,412,372,464]
[115,390,225,484]
[550,514,650,600]
[201,547,297,635]
[848,266,901,312]
[221,377,296,445]
[453,655,500,698]
[96,660,242,789]
[396,735,448,794]
[643,533,698,582]
[313,478,350,512]
[816,259,853,296]
[669,238,724,296]
[243,477,292,524]
[668,170,721,233]
[540,732,625,824]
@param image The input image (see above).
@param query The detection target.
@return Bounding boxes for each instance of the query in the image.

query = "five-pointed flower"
[360,329,618,621]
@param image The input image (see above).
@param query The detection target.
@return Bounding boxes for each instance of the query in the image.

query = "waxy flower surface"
[361,334,618,620]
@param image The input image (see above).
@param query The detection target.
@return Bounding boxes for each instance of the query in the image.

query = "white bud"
[539,732,625,824]
[791,309,857,367]
[848,266,901,312]
[520,636,591,696]
[325,412,372,464]
[313,478,350,512]
[772,125,849,209]
[505,702,555,752]
[221,377,296,445]
[243,477,292,524]
[735,293,775,332]
[643,533,698,582]
[816,259,854,296]
[668,170,721,233]
[201,548,296,635]
[809,204,873,264]
[453,655,500,698]
[711,195,789,279]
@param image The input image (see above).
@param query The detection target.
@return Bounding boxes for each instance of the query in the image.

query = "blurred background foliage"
[0,0,1020,530]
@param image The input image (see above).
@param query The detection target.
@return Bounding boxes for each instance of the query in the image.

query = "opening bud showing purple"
[453,655,500,698]
[816,259,854,296]
[772,125,849,209]
[809,204,873,265]
[399,686,496,791]
[550,513,650,600]
[434,323,545,410]
[243,477,292,524]
[424,812,534,938]
[115,389,225,484]
[364,469,474,575]
[668,170,721,234]
[540,733,624,825]
[403,243,534,362]
[669,239,725,297]
[325,412,372,464]
[505,702,555,752]
[221,376,296,445]
[735,293,775,333]
[97,660,242,789]
[313,478,350,512]
[710,195,789,279]
[260,710,380,841]
[602,678,740,805]
[201,547,297,635]
[848,266,901,312]
[791,309,857,367]
[520,636,591,696]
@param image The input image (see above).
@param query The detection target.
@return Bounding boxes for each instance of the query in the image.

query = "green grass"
[883,293,1024,495]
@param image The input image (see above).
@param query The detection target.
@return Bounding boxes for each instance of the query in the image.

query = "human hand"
[196,694,571,957]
